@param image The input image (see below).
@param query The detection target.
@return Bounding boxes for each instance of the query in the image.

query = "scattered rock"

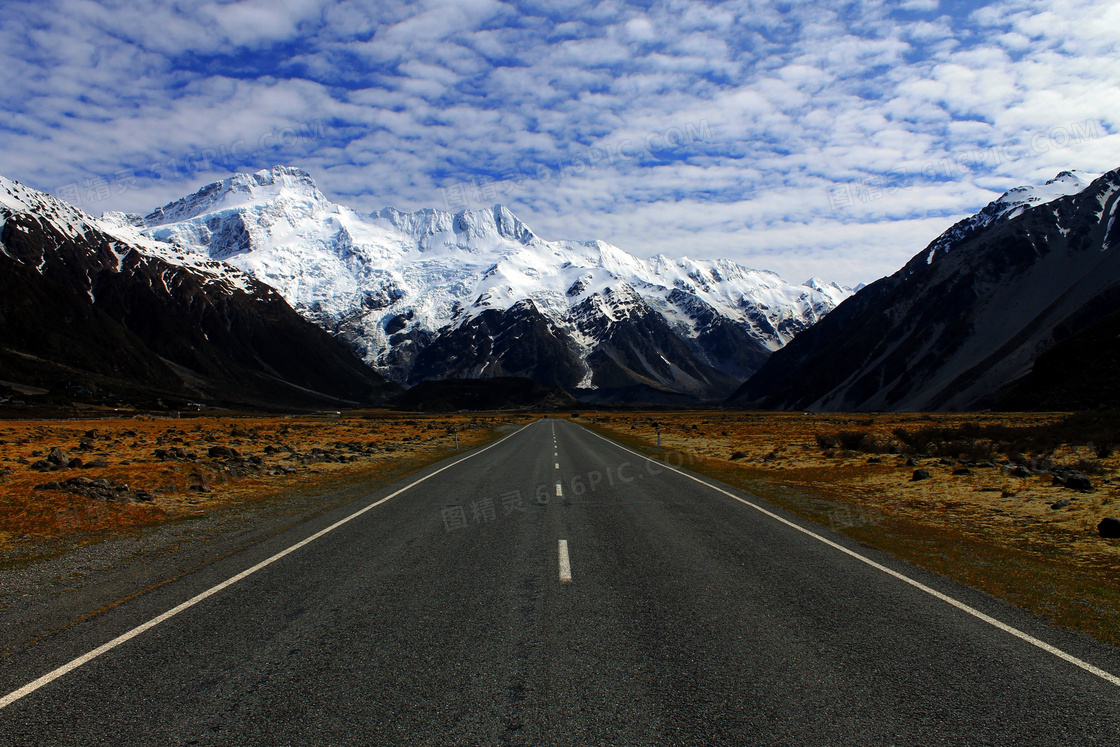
[208,445,239,459]
[1098,517,1120,539]
[1063,474,1093,492]
[67,457,83,469]
[47,447,69,466]
[83,460,109,468]
[1050,499,1071,510]
[952,467,971,476]
[867,456,882,464]
[905,457,917,467]
[154,447,198,461]
[911,469,931,482]
[1009,465,1031,478]
[33,476,149,502]
[729,451,747,461]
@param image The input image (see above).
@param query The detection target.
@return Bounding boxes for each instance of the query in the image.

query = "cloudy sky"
[2,0,1118,285]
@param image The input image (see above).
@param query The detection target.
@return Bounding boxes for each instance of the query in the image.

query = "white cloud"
[1,0,1119,286]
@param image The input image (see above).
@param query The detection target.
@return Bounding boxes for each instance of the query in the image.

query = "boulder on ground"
[1064,474,1093,492]
[1098,517,1120,538]
[911,469,931,481]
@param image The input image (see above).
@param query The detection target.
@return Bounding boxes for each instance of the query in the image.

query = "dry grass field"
[577,411,1120,647]
[0,412,524,559]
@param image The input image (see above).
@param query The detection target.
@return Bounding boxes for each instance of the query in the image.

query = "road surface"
[1,418,1118,745]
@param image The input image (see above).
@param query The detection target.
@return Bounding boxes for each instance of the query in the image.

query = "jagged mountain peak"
[1,174,101,241]
[374,203,539,248]
[920,168,1101,267]
[735,165,1120,412]
[118,167,854,399]
[0,172,391,407]
[143,165,327,227]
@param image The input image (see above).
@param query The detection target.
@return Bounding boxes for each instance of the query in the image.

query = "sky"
[1,0,1118,286]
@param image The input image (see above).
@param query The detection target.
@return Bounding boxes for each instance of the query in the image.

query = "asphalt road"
[1,418,1118,745]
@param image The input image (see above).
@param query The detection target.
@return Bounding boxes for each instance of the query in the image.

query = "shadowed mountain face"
[732,169,1120,412]
[997,307,1120,412]
[0,176,394,409]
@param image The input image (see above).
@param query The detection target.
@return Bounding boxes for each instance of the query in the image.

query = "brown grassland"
[576,411,1120,648]
[0,412,526,563]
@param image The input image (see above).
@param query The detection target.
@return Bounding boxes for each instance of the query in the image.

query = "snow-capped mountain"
[919,170,1100,268]
[734,168,1120,411]
[0,174,392,408]
[125,166,853,400]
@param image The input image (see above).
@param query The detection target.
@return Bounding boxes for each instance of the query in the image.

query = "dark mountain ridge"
[733,169,1120,411]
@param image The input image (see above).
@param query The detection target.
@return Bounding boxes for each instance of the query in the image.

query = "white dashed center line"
[555,482,563,497]
[558,539,572,584]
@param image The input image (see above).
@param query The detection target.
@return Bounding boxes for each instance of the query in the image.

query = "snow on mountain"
[735,167,1120,411]
[130,166,856,395]
[922,169,1100,266]
[0,172,391,407]
[0,174,260,297]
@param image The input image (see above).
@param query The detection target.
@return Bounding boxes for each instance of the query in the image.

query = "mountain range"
[108,166,854,403]
[732,169,1120,411]
[5,162,1116,413]
[0,175,393,410]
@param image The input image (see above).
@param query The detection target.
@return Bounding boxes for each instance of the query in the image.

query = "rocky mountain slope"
[0,175,393,409]
[732,169,1119,411]
[124,166,853,401]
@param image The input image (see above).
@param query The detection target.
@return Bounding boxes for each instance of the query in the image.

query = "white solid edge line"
[580,426,1120,689]
[558,539,572,583]
[0,421,539,711]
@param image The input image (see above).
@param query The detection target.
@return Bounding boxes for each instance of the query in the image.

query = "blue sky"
[2,0,1118,285]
